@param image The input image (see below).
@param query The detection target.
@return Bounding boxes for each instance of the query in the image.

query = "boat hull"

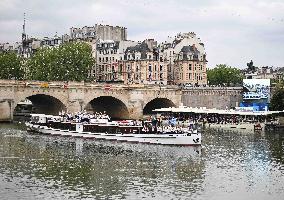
[205,122,265,131]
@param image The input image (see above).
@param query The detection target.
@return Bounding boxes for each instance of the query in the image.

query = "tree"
[0,51,24,80]
[207,64,244,86]
[270,87,284,111]
[26,42,95,81]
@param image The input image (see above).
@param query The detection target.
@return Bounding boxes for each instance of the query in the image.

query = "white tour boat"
[25,114,201,146]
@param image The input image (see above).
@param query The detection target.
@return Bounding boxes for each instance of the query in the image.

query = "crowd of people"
[59,110,110,123]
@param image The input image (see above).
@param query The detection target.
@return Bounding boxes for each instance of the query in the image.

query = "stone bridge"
[0,80,243,121]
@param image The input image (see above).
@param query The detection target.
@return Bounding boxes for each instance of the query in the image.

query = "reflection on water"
[0,123,283,200]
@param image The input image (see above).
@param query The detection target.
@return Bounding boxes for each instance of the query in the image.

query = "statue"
[247,60,255,72]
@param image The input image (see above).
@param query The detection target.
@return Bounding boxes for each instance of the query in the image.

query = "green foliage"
[26,42,95,81]
[270,87,284,111]
[0,51,24,80]
[207,64,244,86]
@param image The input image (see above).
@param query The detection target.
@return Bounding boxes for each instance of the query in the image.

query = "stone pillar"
[0,99,14,122]
[128,99,143,119]
[66,99,84,113]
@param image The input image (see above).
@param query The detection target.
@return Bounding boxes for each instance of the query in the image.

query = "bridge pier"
[128,99,144,119]
[67,99,84,114]
[0,99,14,122]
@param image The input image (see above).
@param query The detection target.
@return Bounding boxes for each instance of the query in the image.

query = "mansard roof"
[125,42,150,53]
[180,45,200,54]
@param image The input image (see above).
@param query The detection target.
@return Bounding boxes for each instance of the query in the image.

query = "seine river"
[0,123,283,200]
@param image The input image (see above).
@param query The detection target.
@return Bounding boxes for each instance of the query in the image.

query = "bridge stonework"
[181,87,243,109]
[0,80,243,121]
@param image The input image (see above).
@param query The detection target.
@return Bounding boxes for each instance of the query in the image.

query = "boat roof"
[153,106,284,116]
[30,114,62,118]
[30,114,46,117]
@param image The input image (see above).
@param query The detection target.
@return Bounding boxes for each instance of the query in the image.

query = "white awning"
[153,106,284,116]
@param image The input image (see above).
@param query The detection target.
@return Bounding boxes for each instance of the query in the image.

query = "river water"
[0,123,283,200]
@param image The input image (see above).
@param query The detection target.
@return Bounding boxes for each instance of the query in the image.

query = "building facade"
[174,44,207,85]
[93,39,137,82]
[70,24,127,42]
[119,40,167,85]
[159,32,207,85]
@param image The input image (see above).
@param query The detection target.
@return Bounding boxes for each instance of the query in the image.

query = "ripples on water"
[0,123,283,200]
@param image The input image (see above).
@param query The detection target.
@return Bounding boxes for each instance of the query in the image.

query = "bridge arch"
[143,98,176,115]
[85,96,129,119]
[14,94,67,116]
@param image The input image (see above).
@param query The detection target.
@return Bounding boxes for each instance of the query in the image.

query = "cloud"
[0,0,283,68]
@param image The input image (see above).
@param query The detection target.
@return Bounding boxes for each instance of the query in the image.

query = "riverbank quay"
[153,106,284,132]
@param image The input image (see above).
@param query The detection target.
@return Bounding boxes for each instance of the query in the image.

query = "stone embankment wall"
[181,87,243,109]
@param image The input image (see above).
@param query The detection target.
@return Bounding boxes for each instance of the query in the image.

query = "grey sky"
[0,0,283,68]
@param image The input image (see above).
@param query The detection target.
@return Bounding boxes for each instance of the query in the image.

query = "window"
[160,65,163,71]
[189,64,192,70]
[148,65,152,72]
[106,57,108,62]
[148,55,152,59]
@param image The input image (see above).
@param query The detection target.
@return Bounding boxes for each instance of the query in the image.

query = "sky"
[0,0,283,68]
